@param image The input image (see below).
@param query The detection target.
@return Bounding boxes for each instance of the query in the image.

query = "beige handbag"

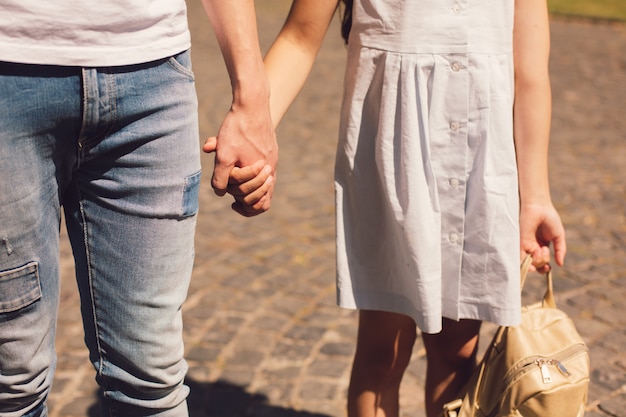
[442,256,590,417]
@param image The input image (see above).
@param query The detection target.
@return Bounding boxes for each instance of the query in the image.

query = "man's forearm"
[201,0,269,105]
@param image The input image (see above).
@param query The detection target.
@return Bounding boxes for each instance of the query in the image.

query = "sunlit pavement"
[48,3,626,416]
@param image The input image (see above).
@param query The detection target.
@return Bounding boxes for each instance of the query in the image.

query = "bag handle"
[441,257,559,416]
[520,254,556,309]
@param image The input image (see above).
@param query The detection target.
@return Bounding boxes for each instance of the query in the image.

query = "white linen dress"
[335,0,522,333]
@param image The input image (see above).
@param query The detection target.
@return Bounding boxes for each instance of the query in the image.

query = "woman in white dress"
[214,0,567,415]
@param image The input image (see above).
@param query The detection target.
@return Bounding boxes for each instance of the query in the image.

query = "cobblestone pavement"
[47,2,625,417]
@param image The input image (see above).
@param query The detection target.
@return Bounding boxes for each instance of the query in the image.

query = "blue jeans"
[0,51,201,417]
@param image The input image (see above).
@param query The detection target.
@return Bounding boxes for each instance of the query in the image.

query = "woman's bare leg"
[421,318,481,417]
[347,310,417,417]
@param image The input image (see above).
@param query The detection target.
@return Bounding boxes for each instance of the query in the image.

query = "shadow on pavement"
[79,379,332,417]
[186,378,333,417]
[83,378,332,417]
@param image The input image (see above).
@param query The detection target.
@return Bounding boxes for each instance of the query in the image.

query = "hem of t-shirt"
[0,34,191,67]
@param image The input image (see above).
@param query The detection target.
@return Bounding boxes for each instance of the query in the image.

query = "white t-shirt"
[0,0,191,66]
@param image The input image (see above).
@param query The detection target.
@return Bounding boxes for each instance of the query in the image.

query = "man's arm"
[201,0,278,217]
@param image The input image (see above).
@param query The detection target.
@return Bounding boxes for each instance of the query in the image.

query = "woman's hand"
[519,202,566,273]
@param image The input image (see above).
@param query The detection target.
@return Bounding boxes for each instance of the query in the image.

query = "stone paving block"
[227,349,266,369]
[593,303,626,328]
[184,305,219,322]
[59,396,97,417]
[187,346,222,362]
[270,295,314,317]
[307,358,351,378]
[248,314,289,333]
[400,409,427,417]
[585,411,612,417]
[597,328,626,354]
[299,310,347,327]
[569,290,609,310]
[285,325,327,342]
[299,379,339,401]
[588,381,620,408]
[273,342,317,365]
[232,330,276,350]
[598,391,626,417]
[187,366,213,383]
[592,362,626,391]
[202,321,244,344]
[260,366,301,381]
[405,355,428,385]
[589,339,620,364]
[219,368,257,388]
[220,274,258,289]
[230,295,270,314]
[253,380,294,405]
[334,320,359,339]
[574,317,614,341]
[591,284,626,306]
[319,342,356,357]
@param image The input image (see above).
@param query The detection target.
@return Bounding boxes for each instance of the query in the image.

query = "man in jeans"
[0,1,277,416]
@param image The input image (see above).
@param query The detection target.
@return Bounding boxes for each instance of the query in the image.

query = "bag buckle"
[442,398,463,417]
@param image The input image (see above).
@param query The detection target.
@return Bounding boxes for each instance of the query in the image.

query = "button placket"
[432,1,469,315]
[438,54,468,282]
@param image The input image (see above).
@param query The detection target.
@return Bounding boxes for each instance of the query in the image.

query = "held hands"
[204,104,278,217]
[519,202,566,273]
[204,137,274,216]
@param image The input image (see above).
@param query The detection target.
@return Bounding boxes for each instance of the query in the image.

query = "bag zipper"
[502,343,588,387]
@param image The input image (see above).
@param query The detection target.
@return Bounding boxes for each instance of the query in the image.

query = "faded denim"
[0,50,201,417]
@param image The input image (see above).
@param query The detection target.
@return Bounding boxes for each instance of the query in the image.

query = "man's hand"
[203,124,277,217]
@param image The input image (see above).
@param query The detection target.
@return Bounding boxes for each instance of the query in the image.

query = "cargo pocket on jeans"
[0,262,41,313]
[181,170,201,218]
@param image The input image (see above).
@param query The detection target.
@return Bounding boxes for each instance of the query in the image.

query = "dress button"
[450,121,461,131]
[452,4,461,13]
[449,233,460,244]
[449,178,459,188]
[451,62,463,72]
